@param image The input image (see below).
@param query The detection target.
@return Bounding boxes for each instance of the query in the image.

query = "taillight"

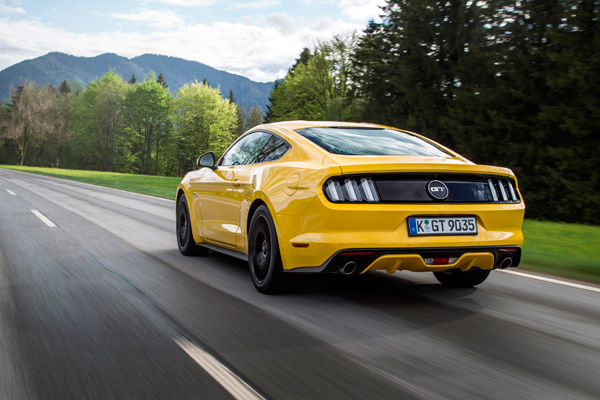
[324,177,380,203]
[487,178,520,202]
[424,257,458,265]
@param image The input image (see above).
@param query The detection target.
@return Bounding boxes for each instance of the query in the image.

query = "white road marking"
[175,337,265,400]
[6,190,16,195]
[499,269,600,294]
[31,210,57,228]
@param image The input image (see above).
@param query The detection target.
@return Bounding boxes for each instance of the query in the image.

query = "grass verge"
[0,165,180,199]
[2,165,599,284]
[520,219,600,284]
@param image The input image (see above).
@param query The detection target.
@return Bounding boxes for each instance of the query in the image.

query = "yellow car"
[176,121,524,293]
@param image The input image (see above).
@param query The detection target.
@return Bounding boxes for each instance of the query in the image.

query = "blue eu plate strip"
[409,218,418,235]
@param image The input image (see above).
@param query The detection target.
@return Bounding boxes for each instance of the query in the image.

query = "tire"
[248,205,286,294]
[176,196,208,256]
[433,268,490,287]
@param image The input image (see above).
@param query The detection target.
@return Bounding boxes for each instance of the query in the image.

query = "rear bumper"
[285,245,521,274]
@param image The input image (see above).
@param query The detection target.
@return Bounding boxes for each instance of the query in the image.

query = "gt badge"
[427,180,449,200]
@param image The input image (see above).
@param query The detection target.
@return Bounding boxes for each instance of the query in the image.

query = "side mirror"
[196,152,216,168]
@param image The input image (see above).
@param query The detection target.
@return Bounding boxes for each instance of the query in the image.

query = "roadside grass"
[2,165,599,284]
[520,220,600,284]
[0,165,180,199]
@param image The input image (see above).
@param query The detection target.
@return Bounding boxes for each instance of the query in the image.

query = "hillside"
[0,52,273,109]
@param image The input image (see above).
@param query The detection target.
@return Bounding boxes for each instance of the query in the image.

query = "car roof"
[264,120,384,131]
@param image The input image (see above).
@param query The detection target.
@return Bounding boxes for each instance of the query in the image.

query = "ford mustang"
[176,121,524,293]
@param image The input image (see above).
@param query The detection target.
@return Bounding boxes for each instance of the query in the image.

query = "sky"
[0,0,386,82]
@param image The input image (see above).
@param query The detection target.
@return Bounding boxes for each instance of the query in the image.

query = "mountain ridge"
[0,52,273,109]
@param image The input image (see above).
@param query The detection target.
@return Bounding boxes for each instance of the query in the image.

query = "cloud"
[111,9,185,30]
[144,0,215,6]
[339,0,385,22]
[233,0,280,9]
[0,0,26,15]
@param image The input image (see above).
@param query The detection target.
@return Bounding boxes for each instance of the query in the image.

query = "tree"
[234,105,245,137]
[157,73,168,89]
[126,72,172,174]
[3,80,30,165]
[266,34,360,122]
[51,83,77,168]
[172,82,237,175]
[290,47,312,75]
[244,107,264,131]
[349,0,599,223]
[524,0,600,222]
[3,82,51,165]
[76,71,131,172]
[128,74,137,85]
[0,81,75,167]
[352,1,496,142]
[59,80,71,95]
[264,79,282,123]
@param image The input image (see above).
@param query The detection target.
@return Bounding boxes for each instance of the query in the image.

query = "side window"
[220,132,271,166]
[256,135,290,163]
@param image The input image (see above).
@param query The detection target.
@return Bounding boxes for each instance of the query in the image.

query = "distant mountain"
[0,52,273,109]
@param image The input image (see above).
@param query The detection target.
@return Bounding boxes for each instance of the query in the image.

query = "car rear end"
[274,124,525,278]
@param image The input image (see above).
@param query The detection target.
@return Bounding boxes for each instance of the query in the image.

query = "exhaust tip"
[339,261,357,275]
[499,257,513,269]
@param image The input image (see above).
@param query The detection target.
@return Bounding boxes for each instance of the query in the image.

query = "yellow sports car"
[176,121,524,293]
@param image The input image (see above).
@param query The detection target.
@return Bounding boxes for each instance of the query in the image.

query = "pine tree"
[59,80,71,95]
[128,74,137,85]
[264,80,282,123]
[290,48,312,75]
[157,73,168,89]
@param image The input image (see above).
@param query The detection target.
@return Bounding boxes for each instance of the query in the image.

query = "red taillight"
[339,251,375,256]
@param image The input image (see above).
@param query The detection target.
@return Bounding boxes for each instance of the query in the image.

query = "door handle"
[232,179,241,187]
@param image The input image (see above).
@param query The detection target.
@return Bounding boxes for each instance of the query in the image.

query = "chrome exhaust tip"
[499,257,513,269]
[339,261,357,275]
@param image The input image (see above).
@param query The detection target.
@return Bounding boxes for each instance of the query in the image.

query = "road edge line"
[499,269,600,293]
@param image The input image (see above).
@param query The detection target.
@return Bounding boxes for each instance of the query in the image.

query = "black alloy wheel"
[248,205,286,294]
[176,196,208,256]
[433,268,490,287]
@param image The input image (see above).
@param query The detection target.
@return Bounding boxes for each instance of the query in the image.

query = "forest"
[1,0,598,224]
[0,71,264,177]
[266,0,599,224]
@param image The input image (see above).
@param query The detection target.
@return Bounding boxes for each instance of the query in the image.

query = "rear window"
[295,127,452,157]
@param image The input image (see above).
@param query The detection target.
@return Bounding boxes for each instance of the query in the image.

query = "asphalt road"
[1,168,599,400]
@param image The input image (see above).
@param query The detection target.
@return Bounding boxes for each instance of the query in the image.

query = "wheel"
[433,268,490,287]
[176,196,208,256]
[248,205,286,294]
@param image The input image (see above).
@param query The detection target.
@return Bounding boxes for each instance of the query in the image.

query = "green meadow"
[2,165,598,284]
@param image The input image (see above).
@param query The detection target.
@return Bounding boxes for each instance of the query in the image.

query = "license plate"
[408,216,477,236]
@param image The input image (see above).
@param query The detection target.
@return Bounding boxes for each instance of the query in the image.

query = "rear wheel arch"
[248,204,287,293]
[176,188,186,207]
[247,199,268,235]
[176,195,208,256]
